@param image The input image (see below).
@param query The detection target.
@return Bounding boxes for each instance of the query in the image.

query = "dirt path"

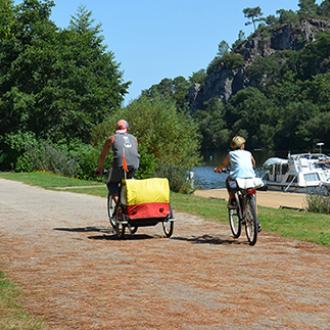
[194,189,307,209]
[0,178,329,330]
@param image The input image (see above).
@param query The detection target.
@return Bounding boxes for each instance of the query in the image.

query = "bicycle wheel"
[229,208,241,238]
[228,194,241,238]
[244,196,258,246]
[107,193,117,229]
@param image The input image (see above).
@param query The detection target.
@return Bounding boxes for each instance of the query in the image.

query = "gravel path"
[0,178,329,330]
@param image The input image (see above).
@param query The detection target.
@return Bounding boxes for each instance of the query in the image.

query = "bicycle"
[228,178,265,246]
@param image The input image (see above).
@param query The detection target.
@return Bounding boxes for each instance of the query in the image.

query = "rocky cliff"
[190,18,330,111]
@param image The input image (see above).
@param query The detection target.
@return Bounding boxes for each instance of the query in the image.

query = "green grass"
[1,171,330,247]
[172,192,330,246]
[0,272,45,330]
[0,171,101,188]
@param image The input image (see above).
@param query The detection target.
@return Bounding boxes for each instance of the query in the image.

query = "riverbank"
[194,189,307,210]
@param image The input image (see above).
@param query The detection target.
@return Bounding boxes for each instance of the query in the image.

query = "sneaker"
[257,223,262,232]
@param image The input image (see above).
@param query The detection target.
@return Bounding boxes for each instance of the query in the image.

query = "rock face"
[190,18,330,111]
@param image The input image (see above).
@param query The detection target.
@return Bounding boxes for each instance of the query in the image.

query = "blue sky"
[41,1,313,103]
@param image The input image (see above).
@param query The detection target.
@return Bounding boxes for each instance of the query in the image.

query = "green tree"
[189,70,207,85]
[226,88,276,148]
[298,0,318,17]
[319,0,330,17]
[217,40,229,57]
[232,30,246,49]
[194,98,229,150]
[0,0,15,39]
[243,7,265,32]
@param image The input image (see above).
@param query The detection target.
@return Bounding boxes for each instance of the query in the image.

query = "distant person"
[214,135,256,207]
[96,119,140,198]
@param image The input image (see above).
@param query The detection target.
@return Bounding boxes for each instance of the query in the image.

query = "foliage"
[16,141,80,176]
[298,0,318,17]
[307,194,330,214]
[217,40,229,57]
[243,7,265,31]
[0,0,129,170]
[189,69,207,85]
[142,77,190,112]
[207,53,244,74]
[194,98,230,149]
[92,97,200,191]
[232,30,246,49]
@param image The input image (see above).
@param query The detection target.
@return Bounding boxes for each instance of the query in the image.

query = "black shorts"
[225,176,238,192]
[107,167,136,195]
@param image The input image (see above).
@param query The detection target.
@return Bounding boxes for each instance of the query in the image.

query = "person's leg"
[225,177,237,207]
[107,168,123,205]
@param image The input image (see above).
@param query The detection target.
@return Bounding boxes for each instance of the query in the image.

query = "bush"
[155,164,194,193]
[59,140,100,180]
[307,194,330,214]
[1,131,39,169]
[92,96,201,192]
[16,142,79,177]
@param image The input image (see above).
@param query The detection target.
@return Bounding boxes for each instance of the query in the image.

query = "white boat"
[262,153,330,194]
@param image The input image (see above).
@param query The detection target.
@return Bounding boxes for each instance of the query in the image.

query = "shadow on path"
[88,234,155,240]
[54,226,111,233]
[172,234,246,245]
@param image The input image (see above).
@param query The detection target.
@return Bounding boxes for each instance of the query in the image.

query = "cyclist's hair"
[231,136,246,149]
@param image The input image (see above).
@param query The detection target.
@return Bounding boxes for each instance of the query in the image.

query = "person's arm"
[214,154,230,173]
[96,136,114,175]
[251,155,256,168]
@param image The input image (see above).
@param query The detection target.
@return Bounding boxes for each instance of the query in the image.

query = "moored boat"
[262,153,330,194]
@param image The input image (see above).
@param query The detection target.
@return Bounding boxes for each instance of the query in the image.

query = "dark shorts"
[225,176,238,192]
[107,167,136,195]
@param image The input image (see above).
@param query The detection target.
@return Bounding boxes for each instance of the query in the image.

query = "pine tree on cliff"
[243,7,264,32]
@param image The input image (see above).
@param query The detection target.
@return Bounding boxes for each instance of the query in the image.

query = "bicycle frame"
[235,188,256,220]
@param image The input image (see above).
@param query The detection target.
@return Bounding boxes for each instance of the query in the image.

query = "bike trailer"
[120,178,171,220]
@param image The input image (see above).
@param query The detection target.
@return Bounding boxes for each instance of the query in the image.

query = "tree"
[194,98,229,149]
[298,0,318,17]
[0,0,15,39]
[189,70,207,85]
[217,40,229,57]
[319,0,330,17]
[226,88,276,148]
[243,7,264,32]
[232,30,246,49]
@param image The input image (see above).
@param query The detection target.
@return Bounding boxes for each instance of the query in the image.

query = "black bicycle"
[228,177,267,245]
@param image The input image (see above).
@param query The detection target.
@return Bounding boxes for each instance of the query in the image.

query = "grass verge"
[1,171,330,247]
[0,272,45,330]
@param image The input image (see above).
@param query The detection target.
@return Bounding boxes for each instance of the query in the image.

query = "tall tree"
[298,0,318,17]
[0,0,15,39]
[243,7,264,32]
[319,0,330,17]
[217,40,229,57]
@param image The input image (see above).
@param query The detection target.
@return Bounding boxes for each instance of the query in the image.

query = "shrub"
[16,142,79,177]
[59,140,100,180]
[1,131,39,169]
[307,194,330,214]
[155,164,194,194]
[92,96,201,192]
